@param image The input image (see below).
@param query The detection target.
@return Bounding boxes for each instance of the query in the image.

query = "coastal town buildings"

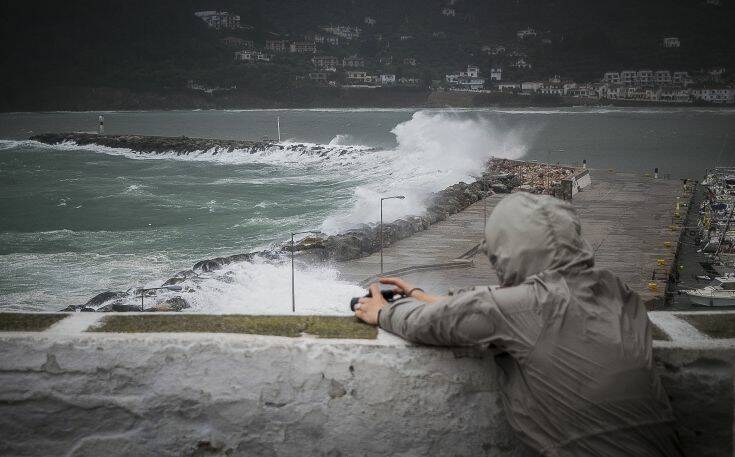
[691,87,735,104]
[511,58,532,69]
[221,37,252,48]
[289,42,316,54]
[516,27,537,39]
[309,72,328,83]
[194,11,240,30]
[311,55,339,69]
[234,50,270,63]
[380,74,396,85]
[446,65,485,90]
[342,55,365,68]
[265,40,288,52]
[322,25,361,40]
[199,9,730,105]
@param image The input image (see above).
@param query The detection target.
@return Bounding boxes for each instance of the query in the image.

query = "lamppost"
[380,195,405,274]
[291,230,320,313]
[138,285,183,311]
[472,175,488,232]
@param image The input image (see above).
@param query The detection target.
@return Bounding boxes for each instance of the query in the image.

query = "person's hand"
[379,277,416,296]
[354,283,387,326]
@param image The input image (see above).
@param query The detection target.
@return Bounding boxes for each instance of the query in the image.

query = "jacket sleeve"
[378,285,534,352]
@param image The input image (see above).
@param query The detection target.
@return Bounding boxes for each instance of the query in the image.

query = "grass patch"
[88,315,378,339]
[0,313,68,331]
[679,314,735,339]
[651,324,670,341]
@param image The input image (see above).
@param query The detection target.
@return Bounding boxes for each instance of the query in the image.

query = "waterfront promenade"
[337,168,686,306]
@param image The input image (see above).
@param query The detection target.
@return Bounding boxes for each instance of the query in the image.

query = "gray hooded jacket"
[379,192,683,457]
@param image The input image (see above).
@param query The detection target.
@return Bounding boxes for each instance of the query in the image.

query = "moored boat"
[685,276,735,307]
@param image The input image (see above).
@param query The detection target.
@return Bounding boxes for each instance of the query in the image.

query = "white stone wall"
[0,332,525,457]
[0,331,731,457]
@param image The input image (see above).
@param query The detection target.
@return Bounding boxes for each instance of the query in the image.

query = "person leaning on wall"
[355,192,685,457]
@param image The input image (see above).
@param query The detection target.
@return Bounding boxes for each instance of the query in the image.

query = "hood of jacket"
[483,192,594,286]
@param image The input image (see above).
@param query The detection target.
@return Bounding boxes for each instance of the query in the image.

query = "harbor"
[672,168,735,309]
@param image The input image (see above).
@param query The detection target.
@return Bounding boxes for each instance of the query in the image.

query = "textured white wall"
[0,332,524,457]
[0,332,731,457]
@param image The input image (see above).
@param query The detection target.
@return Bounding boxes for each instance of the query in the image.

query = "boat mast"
[714,191,735,261]
[277,116,281,142]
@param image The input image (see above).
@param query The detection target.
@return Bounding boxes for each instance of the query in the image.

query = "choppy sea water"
[1,108,733,312]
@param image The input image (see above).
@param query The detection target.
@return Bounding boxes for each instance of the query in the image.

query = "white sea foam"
[180,259,362,314]
[320,110,532,233]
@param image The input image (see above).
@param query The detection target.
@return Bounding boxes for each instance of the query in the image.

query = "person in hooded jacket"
[354,192,685,457]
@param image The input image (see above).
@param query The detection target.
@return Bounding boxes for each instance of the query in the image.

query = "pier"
[338,168,687,307]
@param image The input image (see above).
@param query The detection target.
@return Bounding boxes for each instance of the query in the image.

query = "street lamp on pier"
[291,230,321,313]
[380,195,405,274]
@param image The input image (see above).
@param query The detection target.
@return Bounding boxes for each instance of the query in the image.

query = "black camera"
[349,289,403,311]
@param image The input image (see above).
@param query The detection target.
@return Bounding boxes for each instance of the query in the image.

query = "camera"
[349,288,403,311]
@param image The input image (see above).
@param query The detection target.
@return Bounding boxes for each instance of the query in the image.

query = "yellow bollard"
[644,172,652,177]
[608,168,614,172]
[664,241,672,248]
[657,259,666,266]
[647,282,658,292]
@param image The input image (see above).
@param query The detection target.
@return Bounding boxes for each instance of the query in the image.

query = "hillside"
[1,0,733,110]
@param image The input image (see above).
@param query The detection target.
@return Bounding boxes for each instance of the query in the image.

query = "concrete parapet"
[0,319,731,456]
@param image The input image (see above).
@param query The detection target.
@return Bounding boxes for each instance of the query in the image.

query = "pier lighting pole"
[277,116,282,142]
[138,285,183,311]
[380,196,405,274]
[472,174,488,231]
[291,230,320,313]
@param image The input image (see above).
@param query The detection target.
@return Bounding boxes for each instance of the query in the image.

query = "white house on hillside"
[490,68,502,81]
[663,37,680,48]
[516,28,537,39]
[195,11,240,30]
[380,74,396,85]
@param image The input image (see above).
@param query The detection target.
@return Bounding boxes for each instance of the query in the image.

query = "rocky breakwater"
[31,132,275,155]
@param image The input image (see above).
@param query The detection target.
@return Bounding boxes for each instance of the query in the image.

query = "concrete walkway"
[337,169,684,304]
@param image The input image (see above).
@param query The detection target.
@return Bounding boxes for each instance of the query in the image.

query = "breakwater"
[34,133,582,312]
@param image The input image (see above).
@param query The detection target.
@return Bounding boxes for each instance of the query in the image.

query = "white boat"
[686,276,735,307]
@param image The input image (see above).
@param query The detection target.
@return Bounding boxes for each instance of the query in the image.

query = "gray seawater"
[1,108,733,313]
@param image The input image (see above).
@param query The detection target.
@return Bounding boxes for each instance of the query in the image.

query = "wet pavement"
[338,168,685,306]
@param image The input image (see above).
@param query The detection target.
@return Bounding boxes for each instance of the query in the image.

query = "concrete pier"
[338,168,686,306]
